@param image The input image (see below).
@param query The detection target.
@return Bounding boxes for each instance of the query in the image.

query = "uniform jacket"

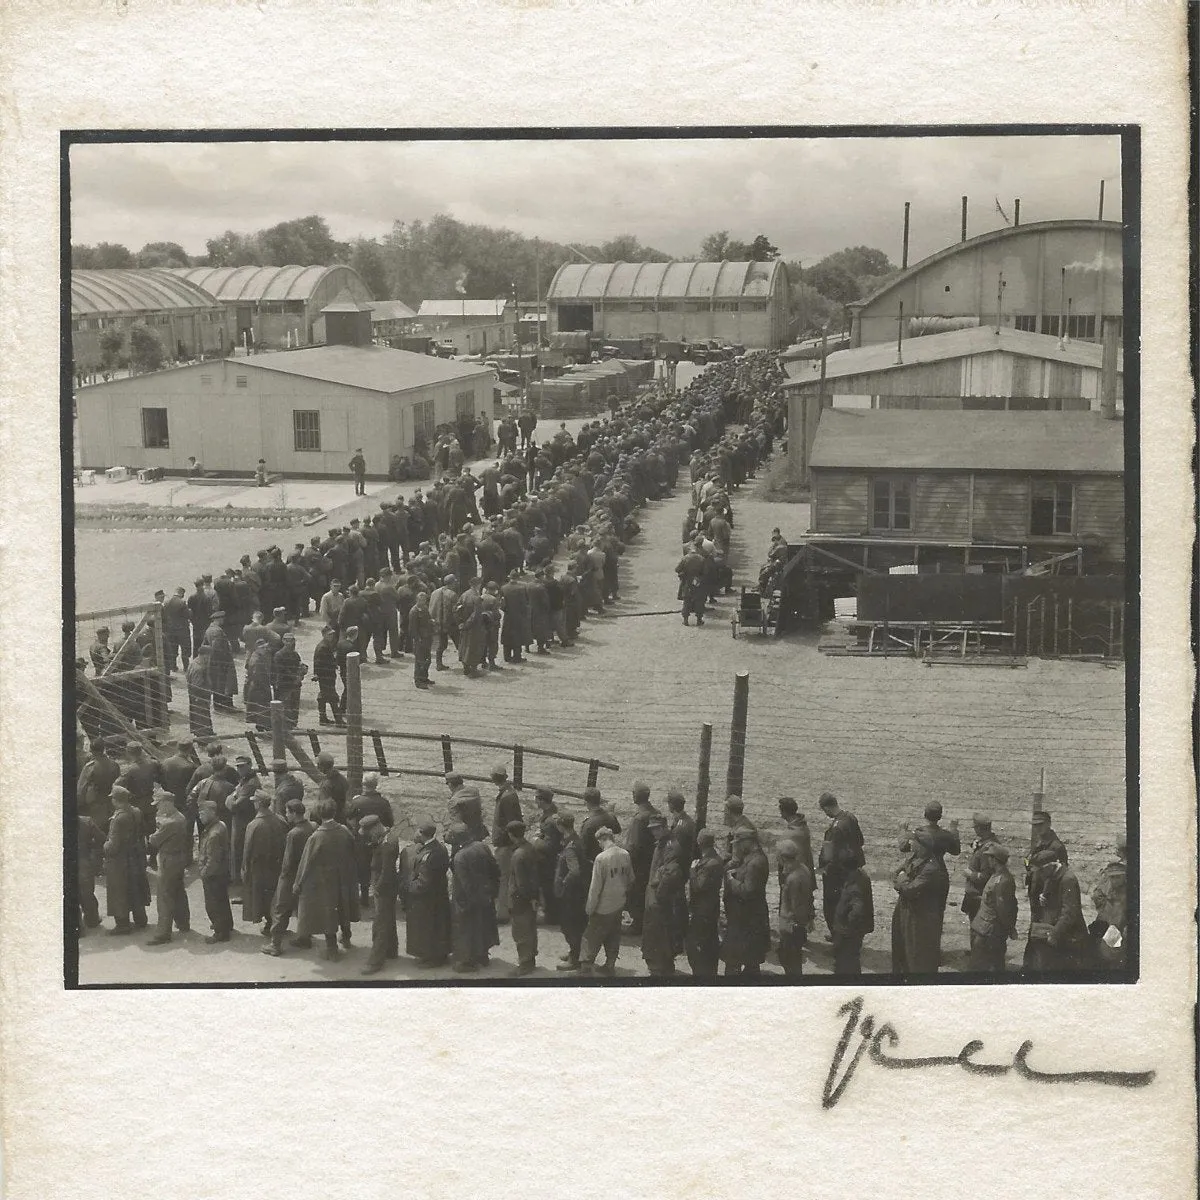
[197,819,231,881]
[970,865,1018,940]
[294,820,361,934]
[241,810,288,922]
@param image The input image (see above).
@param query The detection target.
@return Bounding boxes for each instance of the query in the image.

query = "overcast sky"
[70,134,1122,265]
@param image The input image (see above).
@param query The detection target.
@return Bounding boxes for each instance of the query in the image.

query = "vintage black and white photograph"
[65,129,1135,986]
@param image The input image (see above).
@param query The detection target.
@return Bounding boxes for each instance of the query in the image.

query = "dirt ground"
[73,400,1126,985]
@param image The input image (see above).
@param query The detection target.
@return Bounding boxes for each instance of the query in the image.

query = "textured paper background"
[0,3,1194,1197]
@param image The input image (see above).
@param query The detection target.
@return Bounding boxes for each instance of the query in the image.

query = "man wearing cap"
[202,613,238,712]
[244,636,274,731]
[507,820,540,976]
[721,795,755,861]
[88,625,113,674]
[445,773,485,840]
[429,575,459,671]
[359,814,400,974]
[103,785,150,934]
[499,570,531,663]
[271,634,307,729]
[316,752,350,825]
[968,843,1018,972]
[553,813,588,972]
[318,578,346,631]
[904,801,961,953]
[187,752,236,846]
[830,859,874,976]
[188,580,213,655]
[817,792,865,937]
[408,591,435,689]
[293,798,361,960]
[721,826,770,977]
[579,826,634,977]
[666,790,697,867]
[197,799,233,944]
[77,739,120,832]
[960,814,999,922]
[776,841,815,977]
[312,627,342,725]
[641,814,686,975]
[226,756,260,887]
[270,759,304,820]
[1090,832,1128,971]
[349,448,367,495]
[579,787,621,878]
[624,783,660,937]
[447,823,501,974]
[262,799,316,957]
[160,740,197,825]
[76,808,106,937]
[117,741,163,843]
[242,791,288,935]
[777,797,814,877]
[530,789,561,926]
[347,774,395,905]
[489,765,523,923]
[146,791,190,945]
[402,823,452,967]
[1025,811,1069,924]
[686,830,724,978]
[162,586,192,672]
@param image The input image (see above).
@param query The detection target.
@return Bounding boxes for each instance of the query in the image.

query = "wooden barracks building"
[76,295,495,477]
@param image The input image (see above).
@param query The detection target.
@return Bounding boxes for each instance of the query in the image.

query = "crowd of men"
[78,354,788,742]
[76,726,1127,977]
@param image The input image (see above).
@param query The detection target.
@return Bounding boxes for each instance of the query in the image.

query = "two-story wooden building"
[807,409,1125,573]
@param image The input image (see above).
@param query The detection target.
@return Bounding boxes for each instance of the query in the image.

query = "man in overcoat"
[402,823,452,967]
[242,791,288,934]
[293,799,361,960]
[103,785,149,934]
[262,799,315,956]
[720,826,770,977]
[147,792,191,944]
[448,823,500,974]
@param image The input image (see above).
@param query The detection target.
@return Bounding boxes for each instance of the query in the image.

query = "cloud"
[69,134,1122,265]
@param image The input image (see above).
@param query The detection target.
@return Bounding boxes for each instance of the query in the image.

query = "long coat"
[271,819,315,922]
[454,587,487,671]
[203,622,237,697]
[294,820,361,936]
[890,850,945,975]
[103,806,150,918]
[244,644,274,728]
[241,809,288,923]
[721,846,770,967]
[686,852,724,969]
[641,841,687,972]
[451,839,500,965]
[405,838,452,961]
[499,580,530,649]
[526,579,551,644]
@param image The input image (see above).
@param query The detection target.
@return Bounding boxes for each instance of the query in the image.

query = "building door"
[557,304,594,332]
[235,306,254,348]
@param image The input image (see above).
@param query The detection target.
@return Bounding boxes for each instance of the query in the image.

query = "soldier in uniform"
[968,843,1018,972]
[686,830,724,978]
[776,840,816,977]
[262,799,316,957]
[1090,831,1128,971]
[146,791,191,944]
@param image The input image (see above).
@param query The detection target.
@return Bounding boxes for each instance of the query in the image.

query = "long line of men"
[77,735,1127,978]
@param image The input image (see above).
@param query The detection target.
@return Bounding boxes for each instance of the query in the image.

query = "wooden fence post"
[695,721,713,831]
[724,671,750,800]
[587,759,600,789]
[513,745,524,790]
[345,652,364,795]
[270,700,287,765]
[441,735,454,773]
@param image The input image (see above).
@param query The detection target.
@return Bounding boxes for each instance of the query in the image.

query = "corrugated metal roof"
[809,409,1124,473]
[782,326,1123,386]
[236,345,495,394]
[848,219,1123,311]
[368,300,418,321]
[71,269,224,315]
[167,264,367,303]
[417,299,510,318]
[546,259,781,301]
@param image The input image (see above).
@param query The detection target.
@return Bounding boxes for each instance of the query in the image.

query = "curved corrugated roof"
[71,269,223,316]
[848,219,1123,310]
[547,259,781,301]
[167,264,367,303]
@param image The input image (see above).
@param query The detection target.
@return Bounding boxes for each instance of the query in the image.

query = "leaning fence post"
[513,745,524,790]
[245,730,268,776]
[724,670,750,800]
[441,735,454,773]
[695,721,713,831]
[587,759,600,788]
[371,731,389,775]
[270,699,287,765]
[345,651,364,795]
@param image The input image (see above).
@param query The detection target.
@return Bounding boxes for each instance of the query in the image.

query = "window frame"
[293,409,322,453]
[1029,479,1075,536]
[140,407,170,450]
[869,475,913,533]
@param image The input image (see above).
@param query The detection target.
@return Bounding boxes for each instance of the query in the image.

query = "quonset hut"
[546,260,790,350]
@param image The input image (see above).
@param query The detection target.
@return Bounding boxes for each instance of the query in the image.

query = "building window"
[714,301,739,313]
[1030,481,1074,535]
[870,477,912,531]
[235,374,248,388]
[293,409,321,452]
[141,407,169,449]
[1014,314,1038,332]
[412,399,436,449]
[682,301,708,313]
[455,390,474,418]
[741,300,767,313]
[1040,314,1096,339]
[656,302,679,314]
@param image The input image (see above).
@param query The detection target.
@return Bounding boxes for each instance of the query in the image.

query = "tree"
[802,261,862,306]
[135,241,191,268]
[128,323,164,374]
[98,328,125,373]
[747,234,780,261]
[349,238,389,299]
[818,245,894,280]
[206,230,262,267]
[257,215,347,267]
[72,242,135,269]
[699,231,731,261]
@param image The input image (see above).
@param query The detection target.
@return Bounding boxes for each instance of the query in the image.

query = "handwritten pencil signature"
[823,996,1157,1109]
